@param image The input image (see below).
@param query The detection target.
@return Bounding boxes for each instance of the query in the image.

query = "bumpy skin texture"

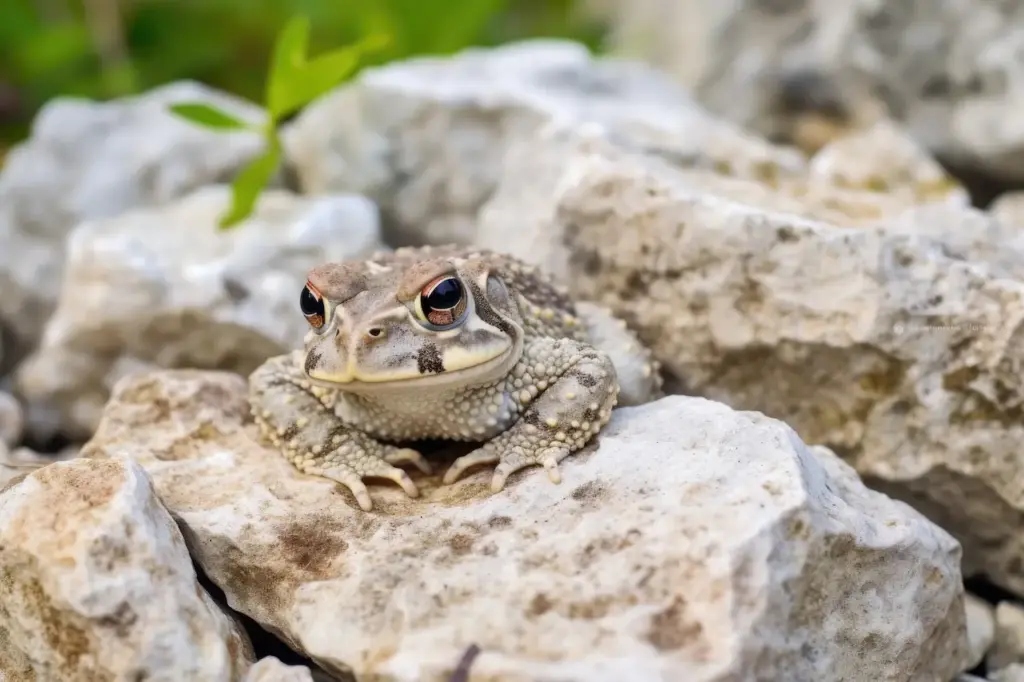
[249,245,660,511]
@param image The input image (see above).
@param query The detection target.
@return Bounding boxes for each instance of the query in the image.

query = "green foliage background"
[0,0,608,160]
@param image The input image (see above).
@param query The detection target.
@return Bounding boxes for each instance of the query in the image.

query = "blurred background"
[9,0,1023,209]
[0,0,608,160]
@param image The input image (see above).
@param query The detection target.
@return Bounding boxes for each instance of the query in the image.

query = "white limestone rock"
[0,455,254,680]
[14,185,383,441]
[476,126,1024,598]
[0,81,271,363]
[80,369,968,682]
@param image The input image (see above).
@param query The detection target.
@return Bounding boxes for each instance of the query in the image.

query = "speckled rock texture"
[474,123,1024,600]
[476,117,969,283]
[13,185,383,442]
[0,444,77,490]
[0,455,254,681]
[0,80,271,368]
[79,368,968,682]
[584,0,1024,181]
[282,39,807,247]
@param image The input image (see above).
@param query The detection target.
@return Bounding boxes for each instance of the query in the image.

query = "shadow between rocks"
[192,559,350,681]
[936,157,1022,210]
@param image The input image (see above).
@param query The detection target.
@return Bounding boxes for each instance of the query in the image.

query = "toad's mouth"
[305,342,521,395]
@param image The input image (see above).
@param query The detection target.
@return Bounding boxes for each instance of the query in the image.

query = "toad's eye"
[300,282,326,329]
[415,276,468,329]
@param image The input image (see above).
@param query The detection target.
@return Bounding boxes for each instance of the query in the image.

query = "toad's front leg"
[442,338,619,491]
[249,352,431,511]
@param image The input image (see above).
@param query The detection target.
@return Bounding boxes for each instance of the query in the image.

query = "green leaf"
[269,33,390,120]
[266,14,312,119]
[169,102,251,130]
[218,140,281,229]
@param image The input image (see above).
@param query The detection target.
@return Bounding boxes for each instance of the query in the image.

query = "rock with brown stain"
[476,125,1024,599]
[0,443,77,489]
[80,369,967,682]
[0,455,254,681]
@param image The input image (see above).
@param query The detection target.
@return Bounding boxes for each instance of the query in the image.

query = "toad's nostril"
[366,327,384,339]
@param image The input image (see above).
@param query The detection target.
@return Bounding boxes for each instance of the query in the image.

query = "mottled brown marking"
[416,344,445,374]
[115,380,173,423]
[576,531,642,568]
[521,410,543,428]
[8,572,92,671]
[527,593,554,617]
[567,595,619,620]
[96,602,138,638]
[447,533,474,555]
[571,481,606,503]
[646,596,705,652]
[219,558,289,615]
[571,370,598,388]
[276,518,349,576]
[487,515,512,528]
[34,459,122,508]
[303,350,322,375]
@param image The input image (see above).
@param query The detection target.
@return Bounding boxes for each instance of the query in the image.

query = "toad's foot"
[442,339,619,492]
[249,352,430,511]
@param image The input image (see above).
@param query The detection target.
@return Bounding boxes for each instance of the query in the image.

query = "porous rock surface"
[476,116,969,283]
[282,39,807,247]
[0,80,271,366]
[79,368,968,682]
[0,444,77,490]
[0,455,254,680]
[475,123,1024,598]
[14,184,383,442]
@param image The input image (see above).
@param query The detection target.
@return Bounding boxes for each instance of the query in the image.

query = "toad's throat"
[306,342,518,391]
